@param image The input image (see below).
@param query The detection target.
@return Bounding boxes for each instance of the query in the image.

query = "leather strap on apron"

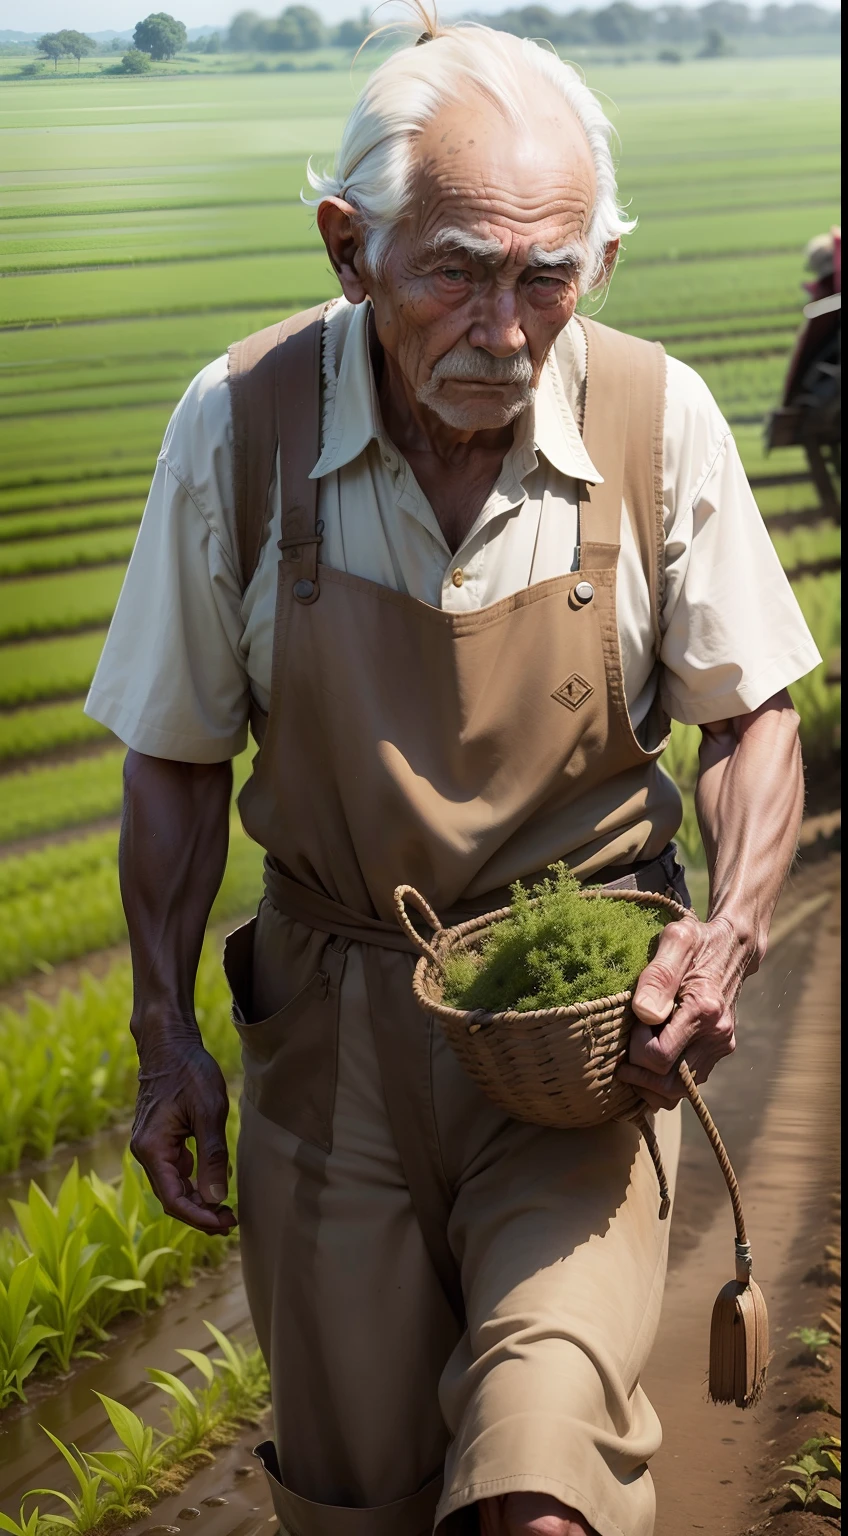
[228,303,327,592]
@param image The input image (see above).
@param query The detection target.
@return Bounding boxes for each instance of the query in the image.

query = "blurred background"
[0,7,841,1534]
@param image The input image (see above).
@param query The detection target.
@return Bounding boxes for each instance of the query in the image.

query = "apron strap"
[227,303,328,592]
[578,318,667,653]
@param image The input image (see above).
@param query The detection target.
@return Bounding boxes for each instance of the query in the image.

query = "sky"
[2,0,841,33]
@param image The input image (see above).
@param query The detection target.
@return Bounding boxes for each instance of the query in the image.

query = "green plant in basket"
[442,864,673,1014]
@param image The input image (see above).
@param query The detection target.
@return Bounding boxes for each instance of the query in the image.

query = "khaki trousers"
[235,916,680,1536]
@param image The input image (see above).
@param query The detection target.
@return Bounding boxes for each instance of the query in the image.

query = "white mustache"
[427,343,534,387]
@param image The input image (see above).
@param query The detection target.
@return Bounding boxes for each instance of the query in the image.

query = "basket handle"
[393,885,444,966]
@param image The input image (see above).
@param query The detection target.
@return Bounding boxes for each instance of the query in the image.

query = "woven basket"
[394,883,688,1132]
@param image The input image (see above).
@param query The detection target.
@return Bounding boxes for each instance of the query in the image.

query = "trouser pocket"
[223,917,347,1152]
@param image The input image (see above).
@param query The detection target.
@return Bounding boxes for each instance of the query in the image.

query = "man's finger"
[632,920,699,1026]
[618,1059,684,1104]
[146,1151,237,1232]
[194,1115,231,1207]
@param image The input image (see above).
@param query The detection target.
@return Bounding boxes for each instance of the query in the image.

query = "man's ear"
[317,197,369,304]
[601,237,620,285]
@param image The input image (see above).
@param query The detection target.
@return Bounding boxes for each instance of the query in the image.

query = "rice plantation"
[0,46,841,1536]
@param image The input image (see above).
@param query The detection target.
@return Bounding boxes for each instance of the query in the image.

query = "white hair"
[305,23,636,295]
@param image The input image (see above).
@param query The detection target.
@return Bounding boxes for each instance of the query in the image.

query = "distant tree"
[698,1,749,33]
[657,45,683,60]
[133,12,188,60]
[698,24,733,54]
[227,9,262,48]
[761,1,837,31]
[122,46,153,71]
[253,6,325,51]
[334,8,370,48]
[655,5,702,41]
[593,2,651,45]
[56,29,97,71]
[552,8,595,44]
[204,31,221,52]
[37,33,68,70]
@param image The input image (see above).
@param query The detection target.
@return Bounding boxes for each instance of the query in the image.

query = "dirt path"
[1,856,840,1536]
[647,857,841,1534]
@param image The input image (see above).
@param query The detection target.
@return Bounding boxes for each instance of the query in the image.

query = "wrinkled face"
[362,84,598,431]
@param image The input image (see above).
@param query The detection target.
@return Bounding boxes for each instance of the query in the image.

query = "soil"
[647,853,841,1535]
[0,851,840,1536]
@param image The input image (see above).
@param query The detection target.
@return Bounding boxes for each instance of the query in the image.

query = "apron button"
[574,581,595,605]
[293,578,315,600]
[451,569,464,588]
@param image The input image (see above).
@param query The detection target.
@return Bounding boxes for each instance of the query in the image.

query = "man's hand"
[618,692,804,1112]
[130,1033,238,1235]
[618,914,749,1110]
[120,751,234,1232]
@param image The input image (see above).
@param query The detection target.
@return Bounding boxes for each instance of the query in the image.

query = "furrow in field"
[0,565,127,642]
[0,698,111,763]
[0,501,143,540]
[0,629,107,709]
[0,527,138,577]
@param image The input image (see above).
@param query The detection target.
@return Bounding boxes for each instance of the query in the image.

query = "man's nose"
[467,289,526,357]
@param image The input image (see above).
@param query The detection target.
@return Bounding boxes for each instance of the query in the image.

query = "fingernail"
[210,1184,227,1202]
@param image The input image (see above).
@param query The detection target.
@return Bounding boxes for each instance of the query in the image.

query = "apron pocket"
[223,917,346,1152]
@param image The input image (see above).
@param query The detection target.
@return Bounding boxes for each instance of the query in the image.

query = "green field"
[0,53,840,1139]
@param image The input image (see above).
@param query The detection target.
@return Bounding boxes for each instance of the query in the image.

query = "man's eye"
[530,274,565,289]
[440,267,470,283]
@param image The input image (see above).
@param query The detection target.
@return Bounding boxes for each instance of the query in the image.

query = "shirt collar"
[310,299,602,486]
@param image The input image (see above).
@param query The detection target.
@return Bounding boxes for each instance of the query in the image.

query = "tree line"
[34,0,840,74]
[227,1,839,52]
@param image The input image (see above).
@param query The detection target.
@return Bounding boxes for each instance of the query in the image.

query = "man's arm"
[619,689,804,1109]
[121,749,238,1233]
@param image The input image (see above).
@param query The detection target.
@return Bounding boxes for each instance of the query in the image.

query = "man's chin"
[422,389,531,432]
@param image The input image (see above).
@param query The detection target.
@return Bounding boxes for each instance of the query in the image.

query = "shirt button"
[451,569,464,588]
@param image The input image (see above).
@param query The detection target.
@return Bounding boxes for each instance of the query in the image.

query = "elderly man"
[86,18,819,1536]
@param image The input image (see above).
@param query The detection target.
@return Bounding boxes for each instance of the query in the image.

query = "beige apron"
[225,310,683,1536]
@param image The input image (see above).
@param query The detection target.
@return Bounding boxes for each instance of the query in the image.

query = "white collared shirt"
[85,296,820,763]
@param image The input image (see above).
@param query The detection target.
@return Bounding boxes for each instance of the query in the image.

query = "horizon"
[3,0,841,38]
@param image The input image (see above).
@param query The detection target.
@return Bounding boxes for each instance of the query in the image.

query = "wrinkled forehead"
[407,85,597,261]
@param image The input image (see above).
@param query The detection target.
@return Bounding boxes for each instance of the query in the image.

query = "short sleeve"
[659,359,822,725]
[84,358,251,762]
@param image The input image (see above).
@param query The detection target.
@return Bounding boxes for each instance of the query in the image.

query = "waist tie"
[262,841,690,943]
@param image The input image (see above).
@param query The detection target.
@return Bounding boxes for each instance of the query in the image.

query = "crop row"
[0,817,263,987]
[0,745,251,846]
[0,748,125,845]
[0,936,240,1171]
[2,201,837,279]
[0,1322,268,1536]
[0,630,107,709]
[0,1158,236,1406]
[0,529,136,579]
[0,248,806,335]
[0,566,126,643]
[0,331,801,438]
[2,151,835,220]
[0,700,110,765]
[0,478,149,517]
[0,501,142,542]
[4,144,835,228]
[0,304,793,402]
[0,410,170,495]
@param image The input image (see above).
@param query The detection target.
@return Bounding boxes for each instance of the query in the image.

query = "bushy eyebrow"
[422,228,584,274]
[527,241,585,272]
[423,228,505,263]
